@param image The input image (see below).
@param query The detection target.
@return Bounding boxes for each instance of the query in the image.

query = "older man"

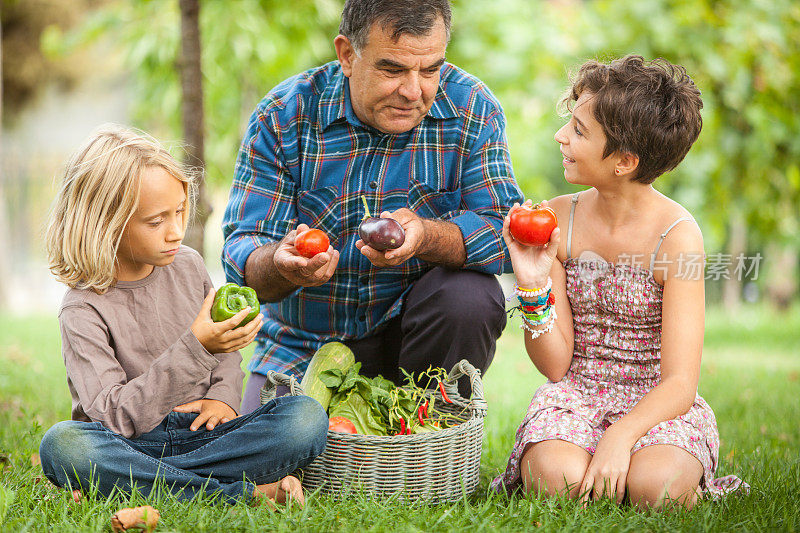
[223,0,523,413]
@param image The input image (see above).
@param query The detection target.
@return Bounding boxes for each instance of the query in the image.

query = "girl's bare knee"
[520,442,588,498]
[628,445,704,510]
[627,471,699,510]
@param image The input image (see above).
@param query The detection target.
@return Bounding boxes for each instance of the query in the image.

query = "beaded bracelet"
[518,294,549,308]
[518,292,556,311]
[515,277,552,297]
[523,306,552,326]
[520,306,557,340]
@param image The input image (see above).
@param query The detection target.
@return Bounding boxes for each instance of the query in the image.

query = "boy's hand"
[191,289,263,354]
[173,399,238,431]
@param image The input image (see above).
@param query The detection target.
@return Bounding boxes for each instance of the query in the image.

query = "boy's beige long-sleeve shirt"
[58,246,245,438]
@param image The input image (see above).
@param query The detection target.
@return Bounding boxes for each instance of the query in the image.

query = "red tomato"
[509,204,558,246]
[328,416,357,434]
[295,228,330,258]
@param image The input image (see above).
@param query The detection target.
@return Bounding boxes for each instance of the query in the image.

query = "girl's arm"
[502,197,575,381]
[579,221,704,502]
[61,303,224,439]
[520,255,575,381]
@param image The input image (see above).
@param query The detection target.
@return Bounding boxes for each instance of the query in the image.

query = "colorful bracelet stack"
[521,306,557,339]
[514,278,557,340]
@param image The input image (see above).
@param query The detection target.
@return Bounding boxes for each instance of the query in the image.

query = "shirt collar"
[319,64,460,132]
[318,68,348,131]
[427,85,460,120]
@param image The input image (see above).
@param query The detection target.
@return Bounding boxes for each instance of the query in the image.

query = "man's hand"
[173,399,238,431]
[356,208,426,267]
[274,224,340,286]
[191,290,263,354]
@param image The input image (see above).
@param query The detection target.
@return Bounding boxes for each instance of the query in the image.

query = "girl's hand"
[191,289,263,354]
[173,399,238,431]
[579,427,633,504]
[502,199,561,288]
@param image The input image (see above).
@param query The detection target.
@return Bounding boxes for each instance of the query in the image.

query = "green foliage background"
[45,0,800,276]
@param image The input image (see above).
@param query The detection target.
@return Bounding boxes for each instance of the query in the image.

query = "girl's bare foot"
[71,489,81,503]
[253,475,304,508]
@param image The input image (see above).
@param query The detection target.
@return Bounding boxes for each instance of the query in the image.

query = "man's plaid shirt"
[222,60,523,378]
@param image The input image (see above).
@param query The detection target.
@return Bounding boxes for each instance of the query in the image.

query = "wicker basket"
[261,359,486,503]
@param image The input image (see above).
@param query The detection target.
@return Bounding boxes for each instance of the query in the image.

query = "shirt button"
[360,277,368,285]
[358,314,367,322]
[369,180,378,189]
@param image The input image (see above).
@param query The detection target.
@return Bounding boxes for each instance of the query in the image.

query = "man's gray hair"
[339,0,452,52]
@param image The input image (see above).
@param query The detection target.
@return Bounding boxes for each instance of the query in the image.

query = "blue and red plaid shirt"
[222,60,522,378]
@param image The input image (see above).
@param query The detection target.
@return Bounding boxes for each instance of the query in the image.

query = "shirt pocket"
[297,185,343,246]
[407,177,461,219]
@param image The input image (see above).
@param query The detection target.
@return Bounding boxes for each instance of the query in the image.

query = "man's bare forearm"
[244,242,299,302]
[416,219,466,269]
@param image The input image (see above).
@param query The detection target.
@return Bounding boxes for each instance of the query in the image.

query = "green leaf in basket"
[338,362,362,392]
[319,369,345,388]
[370,386,390,402]
[398,397,416,413]
[371,375,395,392]
[355,376,374,396]
[328,390,386,435]
[411,423,440,434]
[377,403,389,420]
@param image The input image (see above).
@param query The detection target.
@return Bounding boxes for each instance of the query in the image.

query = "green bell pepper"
[210,283,259,328]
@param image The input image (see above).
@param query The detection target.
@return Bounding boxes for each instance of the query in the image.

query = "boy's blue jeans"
[39,395,328,504]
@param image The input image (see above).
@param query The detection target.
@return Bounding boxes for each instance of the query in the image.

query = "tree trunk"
[765,244,797,312]
[722,208,746,312]
[0,11,8,307]
[178,0,211,257]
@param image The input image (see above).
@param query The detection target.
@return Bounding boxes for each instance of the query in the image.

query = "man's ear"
[334,35,356,77]
[615,152,640,178]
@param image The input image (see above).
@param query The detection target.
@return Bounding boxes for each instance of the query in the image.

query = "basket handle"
[260,370,304,405]
[443,359,487,416]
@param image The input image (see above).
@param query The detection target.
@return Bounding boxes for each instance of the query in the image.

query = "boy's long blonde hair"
[46,124,196,293]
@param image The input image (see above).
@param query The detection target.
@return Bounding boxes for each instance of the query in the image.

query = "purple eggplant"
[358,195,406,251]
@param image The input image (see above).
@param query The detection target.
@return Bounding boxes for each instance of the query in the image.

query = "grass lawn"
[1,305,798,531]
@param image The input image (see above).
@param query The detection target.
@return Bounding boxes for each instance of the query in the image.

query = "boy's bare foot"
[71,489,82,503]
[253,475,304,508]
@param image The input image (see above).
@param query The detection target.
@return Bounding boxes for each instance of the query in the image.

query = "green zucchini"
[300,342,355,411]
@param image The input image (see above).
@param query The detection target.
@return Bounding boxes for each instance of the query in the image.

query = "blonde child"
[40,125,327,505]
[493,56,746,508]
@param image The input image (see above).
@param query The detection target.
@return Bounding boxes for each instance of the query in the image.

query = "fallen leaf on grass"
[30,453,41,467]
[111,506,160,532]
[0,485,16,523]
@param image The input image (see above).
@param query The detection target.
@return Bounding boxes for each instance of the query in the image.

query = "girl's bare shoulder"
[546,192,582,227]
[652,194,704,254]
